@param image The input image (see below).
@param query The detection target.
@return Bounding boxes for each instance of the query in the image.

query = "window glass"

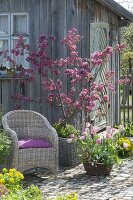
[0,39,9,66]
[12,15,28,35]
[0,15,9,36]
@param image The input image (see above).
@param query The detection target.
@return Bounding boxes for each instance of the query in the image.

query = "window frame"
[11,13,29,36]
[0,12,29,68]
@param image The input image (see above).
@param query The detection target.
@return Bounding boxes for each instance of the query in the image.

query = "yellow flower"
[14,173,19,178]
[16,172,24,179]
[8,172,14,177]
[9,169,14,174]
[0,179,5,184]
[9,178,14,183]
[0,174,3,178]
[12,168,17,172]
[20,174,24,179]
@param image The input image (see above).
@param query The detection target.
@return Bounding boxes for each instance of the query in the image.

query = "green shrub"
[2,184,43,200]
[53,123,80,138]
[0,130,12,165]
[0,168,24,191]
[116,137,133,158]
[50,192,78,200]
[124,122,133,137]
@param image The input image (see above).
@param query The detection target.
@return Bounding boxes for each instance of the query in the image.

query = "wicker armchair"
[2,110,58,177]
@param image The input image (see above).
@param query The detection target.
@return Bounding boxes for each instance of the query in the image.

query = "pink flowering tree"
[0,28,127,126]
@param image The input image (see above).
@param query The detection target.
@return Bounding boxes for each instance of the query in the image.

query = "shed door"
[90,23,109,129]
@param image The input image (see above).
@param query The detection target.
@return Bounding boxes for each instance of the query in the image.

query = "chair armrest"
[45,126,58,148]
[39,115,58,148]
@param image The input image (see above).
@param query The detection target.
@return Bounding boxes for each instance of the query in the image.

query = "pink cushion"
[18,139,53,149]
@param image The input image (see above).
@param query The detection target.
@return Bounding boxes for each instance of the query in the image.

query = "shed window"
[0,13,29,68]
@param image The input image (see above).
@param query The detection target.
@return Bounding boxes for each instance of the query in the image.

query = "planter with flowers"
[115,124,133,157]
[122,122,133,144]
[68,124,119,176]
[116,137,133,158]
[53,123,80,167]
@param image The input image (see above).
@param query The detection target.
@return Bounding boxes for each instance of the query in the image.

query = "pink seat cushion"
[18,139,53,149]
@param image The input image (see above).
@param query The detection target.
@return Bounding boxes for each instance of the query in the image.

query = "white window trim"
[0,13,10,37]
[11,13,29,36]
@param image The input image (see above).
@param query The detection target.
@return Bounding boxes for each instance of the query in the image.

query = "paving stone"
[23,157,133,199]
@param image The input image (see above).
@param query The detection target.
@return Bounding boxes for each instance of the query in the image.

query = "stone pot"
[59,137,80,167]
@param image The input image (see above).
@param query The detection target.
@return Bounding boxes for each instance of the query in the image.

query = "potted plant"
[123,122,133,143]
[117,123,133,144]
[116,137,133,158]
[53,123,80,166]
[0,129,12,169]
[6,66,16,78]
[68,124,119,176]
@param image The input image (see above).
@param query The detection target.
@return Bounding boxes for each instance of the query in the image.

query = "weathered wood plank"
[96,0,133,22]
[51,0,67,124]
[0,0,29,12]
[39,0,53,122]
[28,0,41,113]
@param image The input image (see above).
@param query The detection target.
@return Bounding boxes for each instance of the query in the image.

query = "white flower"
[67,138,73,143]
[119,125,124,132]
[86,122,91,128]
[123,142,129,148]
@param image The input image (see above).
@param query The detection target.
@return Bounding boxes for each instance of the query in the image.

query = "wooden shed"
[0,0,133,127]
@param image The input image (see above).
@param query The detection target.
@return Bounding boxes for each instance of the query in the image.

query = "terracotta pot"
[83,161,113,176]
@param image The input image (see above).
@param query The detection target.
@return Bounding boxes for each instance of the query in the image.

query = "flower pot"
[7,69,16,78]
[83,162,113,176]
[59,137,80,167]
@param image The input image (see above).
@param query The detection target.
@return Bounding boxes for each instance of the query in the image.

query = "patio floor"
[24,157,133,200]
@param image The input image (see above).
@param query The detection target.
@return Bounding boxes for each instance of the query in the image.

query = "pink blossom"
[106,126,112,133]
[106,133,111,138]
[79,136,86,141]
[67,138,74,143]
[82,131,88,137]
[82,62,89,68]
[115,43,127,51]
[91,126,100,135]
[103,95,109,102]
[84,128,90,134]
[70,134,75,138]
[96,138,102,144]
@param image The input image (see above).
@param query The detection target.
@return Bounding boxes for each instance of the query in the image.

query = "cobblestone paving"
[24,158,133,200]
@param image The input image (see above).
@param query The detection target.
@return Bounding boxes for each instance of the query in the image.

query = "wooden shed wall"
[0,0,120,125]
